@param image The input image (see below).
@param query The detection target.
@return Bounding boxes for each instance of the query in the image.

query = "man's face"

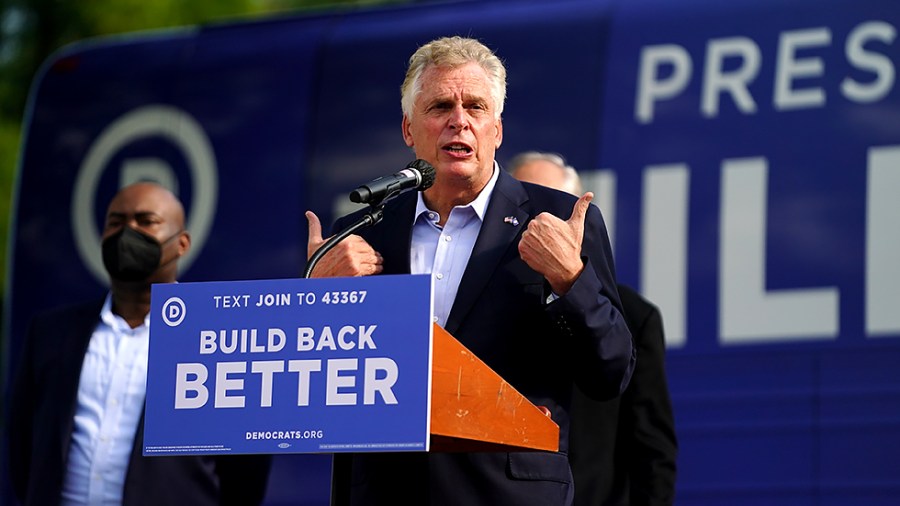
[402,62,503,190]
[102,183,188,283]
[103,185,181,245]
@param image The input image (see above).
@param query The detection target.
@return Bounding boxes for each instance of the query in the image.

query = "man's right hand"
[305,211,383,278]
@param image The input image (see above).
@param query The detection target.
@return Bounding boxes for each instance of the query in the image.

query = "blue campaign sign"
[143,274,434,456]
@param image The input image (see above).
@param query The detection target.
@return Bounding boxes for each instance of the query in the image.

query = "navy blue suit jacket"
[7,299,271,506]
[328,170,635,506]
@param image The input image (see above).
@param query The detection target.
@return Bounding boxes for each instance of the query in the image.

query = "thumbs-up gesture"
[305,211,383,278]
[517,192,593,295]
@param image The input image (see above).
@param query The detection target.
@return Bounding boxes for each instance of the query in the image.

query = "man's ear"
[402,114,415,147]
[178,231,192,256]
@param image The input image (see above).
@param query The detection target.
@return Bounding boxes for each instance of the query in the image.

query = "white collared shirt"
[411,163,499,327]
[62,294,150,506]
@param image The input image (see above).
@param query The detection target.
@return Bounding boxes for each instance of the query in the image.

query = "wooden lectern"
[429,324,559,452]
[331,324,559,504]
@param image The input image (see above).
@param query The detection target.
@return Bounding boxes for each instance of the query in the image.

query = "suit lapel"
[59,300,105,461]
[445,172,530,334]
[60,301,105,398]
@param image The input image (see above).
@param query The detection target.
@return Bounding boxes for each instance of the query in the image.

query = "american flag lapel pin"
[504,216,519,226]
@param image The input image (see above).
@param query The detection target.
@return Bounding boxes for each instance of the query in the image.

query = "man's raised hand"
[305,210,383,278]
[517,192,593,295]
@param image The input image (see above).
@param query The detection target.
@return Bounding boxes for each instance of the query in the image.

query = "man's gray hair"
[401,36,507,120]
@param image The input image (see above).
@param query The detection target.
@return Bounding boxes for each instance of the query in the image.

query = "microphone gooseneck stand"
[306,160,434,278]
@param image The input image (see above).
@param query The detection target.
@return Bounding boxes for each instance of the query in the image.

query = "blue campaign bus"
[3,0,899,504]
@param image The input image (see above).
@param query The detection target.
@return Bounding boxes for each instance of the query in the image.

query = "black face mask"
[102,226,180,282]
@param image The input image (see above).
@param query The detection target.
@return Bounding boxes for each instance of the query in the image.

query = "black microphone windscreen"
[409,159,436,190]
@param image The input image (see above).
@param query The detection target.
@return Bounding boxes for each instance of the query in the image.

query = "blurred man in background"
[509,151,678,506]
[7,182,271,506]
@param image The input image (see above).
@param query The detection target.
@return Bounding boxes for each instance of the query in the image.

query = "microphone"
[349,159,436,204]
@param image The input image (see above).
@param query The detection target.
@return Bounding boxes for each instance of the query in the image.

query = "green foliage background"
[0,0,410,292]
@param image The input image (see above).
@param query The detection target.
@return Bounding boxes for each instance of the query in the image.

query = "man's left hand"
[518,192,593,295]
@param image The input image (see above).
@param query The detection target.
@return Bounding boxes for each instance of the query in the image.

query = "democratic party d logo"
[162,296,187,327]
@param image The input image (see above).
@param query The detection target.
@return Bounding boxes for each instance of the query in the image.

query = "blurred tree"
[0,0,410,290]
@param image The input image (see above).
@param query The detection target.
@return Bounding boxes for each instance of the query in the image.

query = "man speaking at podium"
[305,36,634,506]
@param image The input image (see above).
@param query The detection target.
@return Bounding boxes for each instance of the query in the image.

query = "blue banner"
[143,274,434,456]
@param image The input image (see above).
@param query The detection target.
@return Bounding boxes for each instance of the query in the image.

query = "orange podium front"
[428,324,559,453]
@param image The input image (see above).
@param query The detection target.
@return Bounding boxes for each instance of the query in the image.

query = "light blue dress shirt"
[411,164,499,327]
[62,294,150,506]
